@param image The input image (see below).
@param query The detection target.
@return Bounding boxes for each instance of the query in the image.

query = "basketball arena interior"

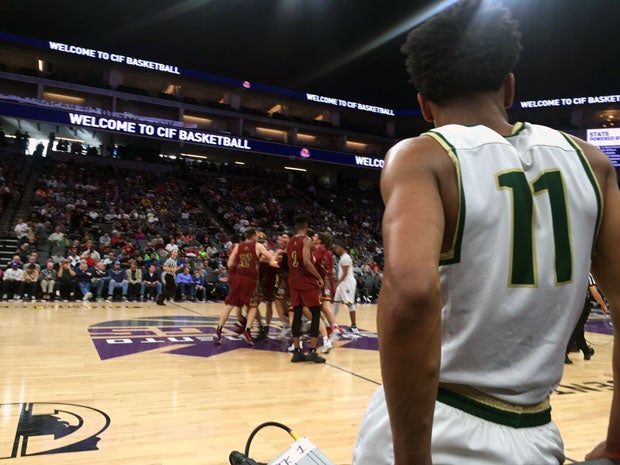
[0,1,618,464]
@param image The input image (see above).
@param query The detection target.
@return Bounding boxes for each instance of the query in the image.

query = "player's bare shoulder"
[382,134,455,191]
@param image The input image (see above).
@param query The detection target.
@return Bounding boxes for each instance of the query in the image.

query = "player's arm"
[378,137,444,465]
[336,263,349,288]
[589,284,609,314]
[582,141,620,460]
[302,237,323,287]
[256,242,279,267]
[227,244,238,269]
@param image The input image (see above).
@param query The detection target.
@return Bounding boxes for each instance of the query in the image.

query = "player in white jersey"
[333,243,359,334]
[353,1,620,464]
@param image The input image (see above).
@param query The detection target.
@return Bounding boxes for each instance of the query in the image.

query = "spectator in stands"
[17,242,33,264]
[4,262,24,301]
[14,218,31,243]
[75,261,94,301]
[111,231,125,248]
[67,246,81,268]
[102,253,116,267]
[107,261,128,301]
[34,220,48,250]
[143,248,160,267]
[133,228,146,242]
[217,266,230,299]
[47,226,65,253]
[126,260,142,301]
[81,243,100,266]
[151,233,164,250]
[51,249,65,267]
[122,240,136,259]
[206,242,218,258]
[22,264,40,300]
[56,259,76,301]
[135,255,146,271]
[165,237,179,254]
[175,266,194,301]
[192,270,205,302]
[141,264,161,301]
[99,231,112,249]
[39,261,57,300]
[26,254,40,271]
[91,262,109,302]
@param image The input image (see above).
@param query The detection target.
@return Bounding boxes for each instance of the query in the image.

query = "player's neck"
[432,96,514,136]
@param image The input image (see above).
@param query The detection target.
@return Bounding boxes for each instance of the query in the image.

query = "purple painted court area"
[88,316,379,360]
[586,318,615,336]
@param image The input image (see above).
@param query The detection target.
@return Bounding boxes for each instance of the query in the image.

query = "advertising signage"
[0,101,384,169]
[0,32,396,117]
[586,128,620,167]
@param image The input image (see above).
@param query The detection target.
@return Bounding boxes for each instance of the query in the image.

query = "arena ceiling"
[1,0,619,111]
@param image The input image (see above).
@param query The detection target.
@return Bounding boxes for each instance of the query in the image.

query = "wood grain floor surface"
[0,301,613,464]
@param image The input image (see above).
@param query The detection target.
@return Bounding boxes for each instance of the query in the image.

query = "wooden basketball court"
[0,301,614,464]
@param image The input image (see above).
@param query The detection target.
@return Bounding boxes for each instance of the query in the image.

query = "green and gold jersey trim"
[437,385,551,428]
[561,133,604,254]
[505,121,526,138]
[423,130,465,265]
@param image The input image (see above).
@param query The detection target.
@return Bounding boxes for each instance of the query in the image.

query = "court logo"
[0,402,110,459]
[88,315,378,360]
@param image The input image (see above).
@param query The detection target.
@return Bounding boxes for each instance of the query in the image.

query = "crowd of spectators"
[0,150,25,215]
[1,154,384,303]
[0,243,229,302]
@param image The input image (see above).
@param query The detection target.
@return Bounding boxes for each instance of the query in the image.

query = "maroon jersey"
[259,260,277,301]
[313,245,334,278]
[233,241,258,279]
[287,234,319,290]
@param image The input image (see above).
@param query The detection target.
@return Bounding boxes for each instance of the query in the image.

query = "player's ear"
[417,93,434,122]
[503,73,515,109]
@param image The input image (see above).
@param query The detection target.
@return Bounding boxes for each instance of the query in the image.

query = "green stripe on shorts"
[437,387,551,428]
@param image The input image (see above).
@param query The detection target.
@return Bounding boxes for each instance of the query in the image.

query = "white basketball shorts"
[334,280,356,305]
[352,386,564,465]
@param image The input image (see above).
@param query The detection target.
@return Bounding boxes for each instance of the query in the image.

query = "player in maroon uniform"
[257,244,278,340]
[273,233,292,339]
[313,231,343,350]
[287,215,325,363]
[214,228,277,345]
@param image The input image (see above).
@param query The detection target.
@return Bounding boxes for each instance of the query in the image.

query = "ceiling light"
[184,115,213,125]
[180,153,208,159]
[43,92,85,104]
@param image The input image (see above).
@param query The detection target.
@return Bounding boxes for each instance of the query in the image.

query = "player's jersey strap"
[423,130,466,265]
[561,132,604,253]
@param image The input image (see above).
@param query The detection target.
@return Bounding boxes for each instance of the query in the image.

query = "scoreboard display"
[586,128,620,167]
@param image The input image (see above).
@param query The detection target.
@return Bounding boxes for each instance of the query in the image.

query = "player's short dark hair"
[293,215,308,229]
[401,0,522,104]
[244,228,257,240]
[317,231,332,248]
